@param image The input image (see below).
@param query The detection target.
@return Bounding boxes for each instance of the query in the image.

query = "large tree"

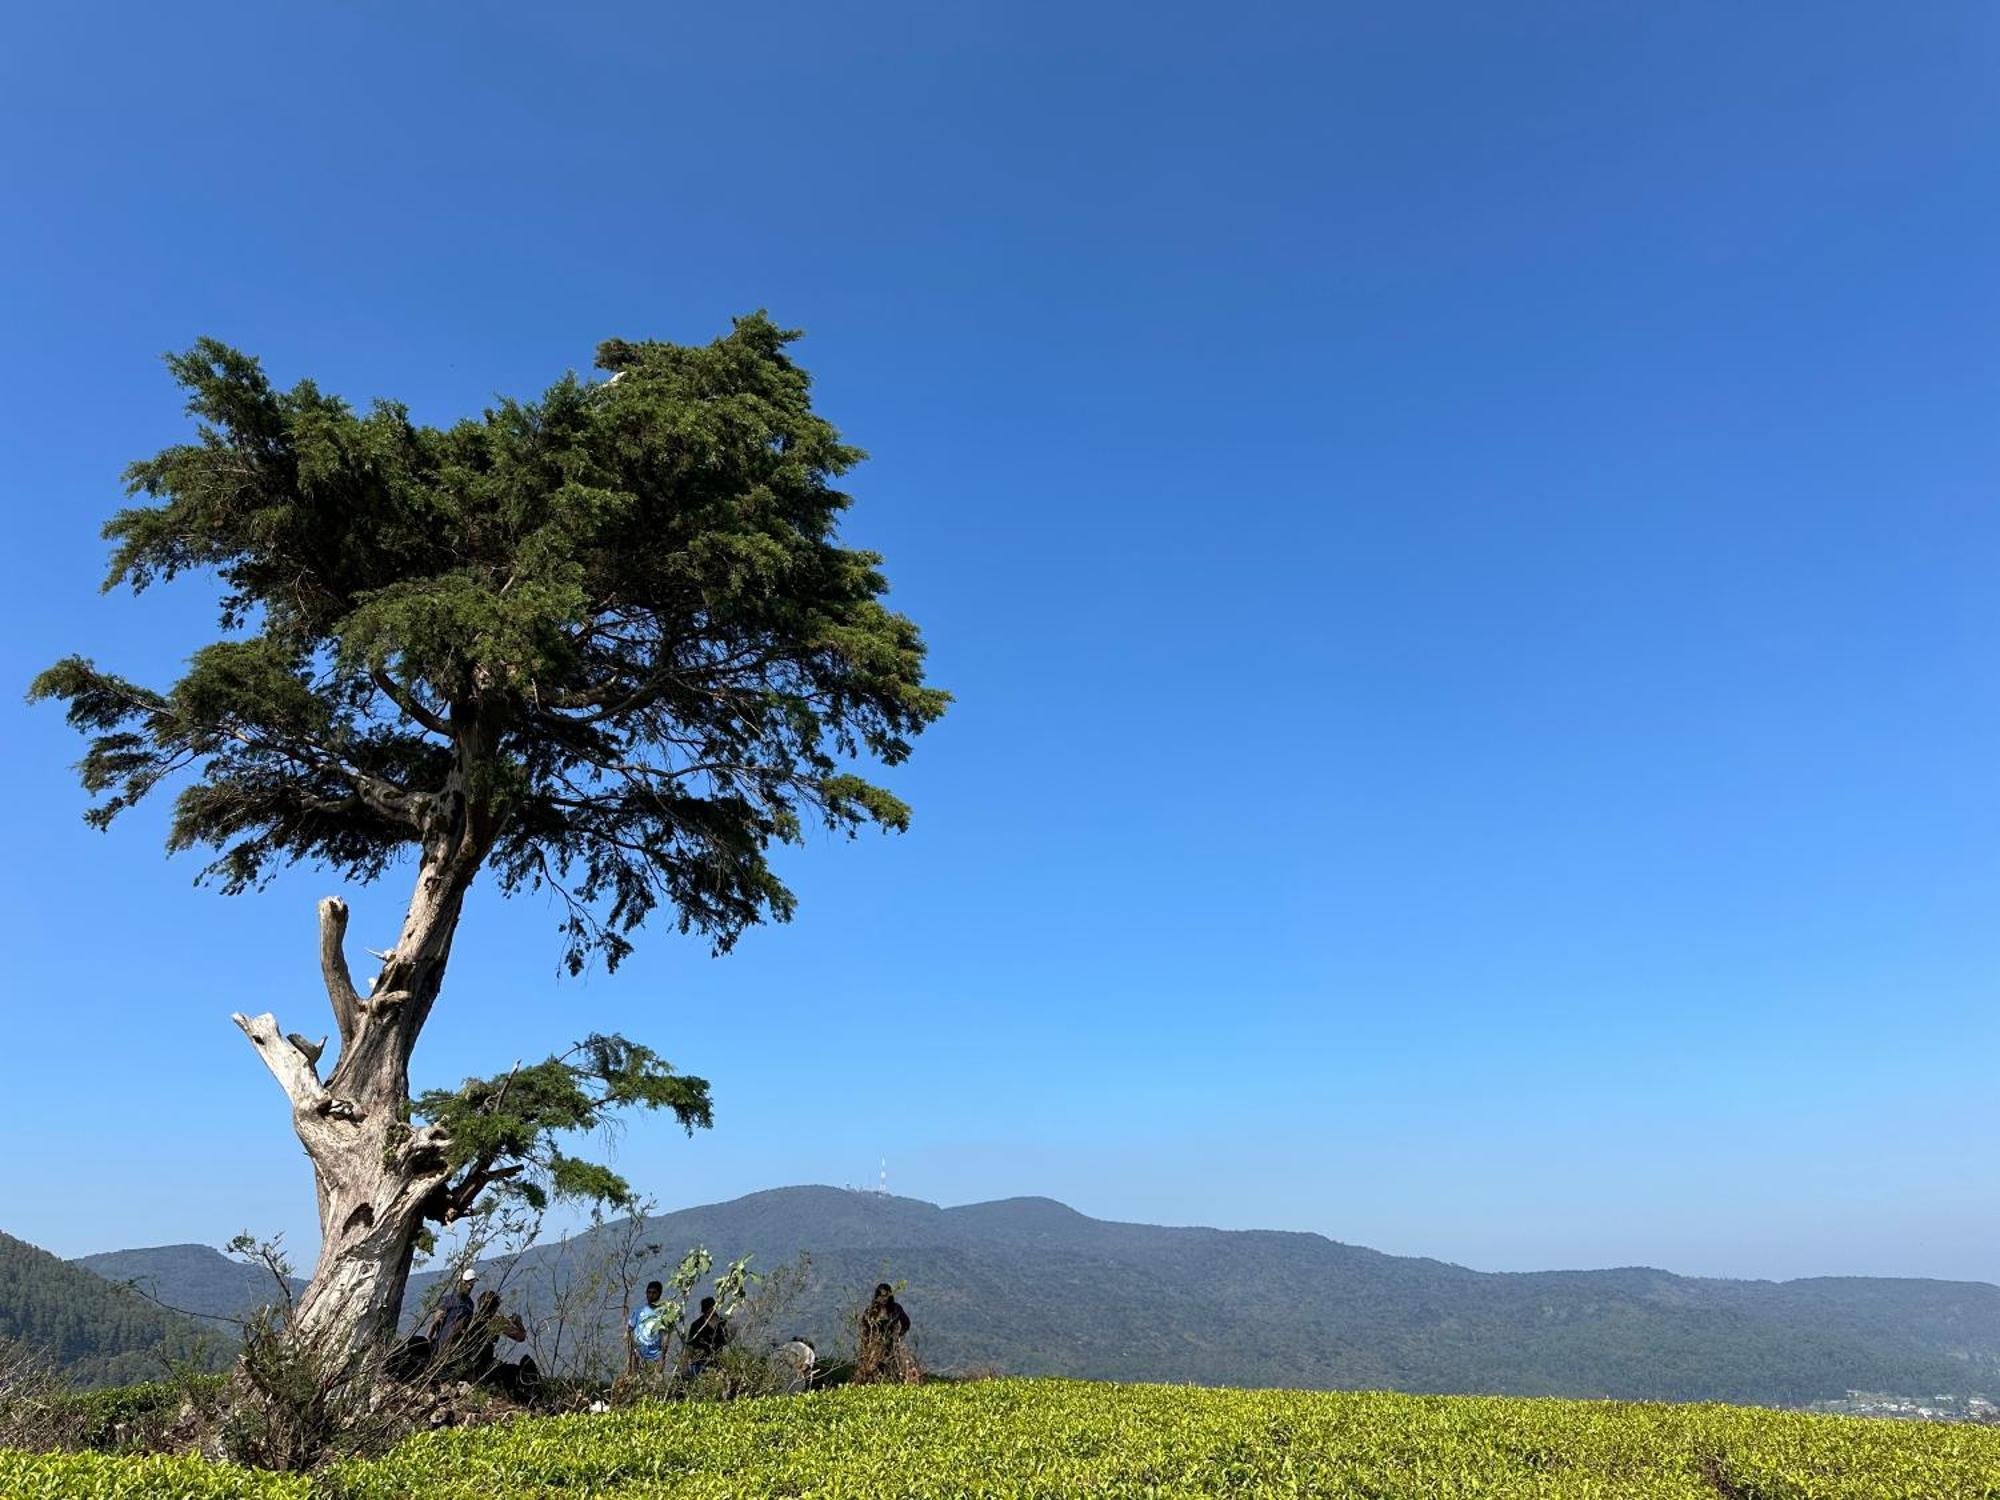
[32,315,947,1357]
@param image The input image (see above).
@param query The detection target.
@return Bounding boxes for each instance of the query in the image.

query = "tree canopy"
[413,1034,713,1219]
[31,319,948,1326]
[34,313,948,974]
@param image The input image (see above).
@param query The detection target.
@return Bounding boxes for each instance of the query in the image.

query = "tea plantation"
[9,1378,2000,1498]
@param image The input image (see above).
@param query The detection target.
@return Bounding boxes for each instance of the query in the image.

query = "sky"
[2,2,1997,1285]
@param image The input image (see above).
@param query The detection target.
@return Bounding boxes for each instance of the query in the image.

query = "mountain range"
[46,1188,2000,1405]
[0,1230,226,1387]
[74,1243,304,1335]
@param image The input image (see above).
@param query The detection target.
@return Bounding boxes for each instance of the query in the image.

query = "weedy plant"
[0,1339,73,1454]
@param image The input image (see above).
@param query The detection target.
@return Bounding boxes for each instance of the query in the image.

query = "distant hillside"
[0,1231,226,1387]
[78,1189,2000,1405]
[74,1243,301,1336]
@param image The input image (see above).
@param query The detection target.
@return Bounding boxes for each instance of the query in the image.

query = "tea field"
[8,1377,2000,1498]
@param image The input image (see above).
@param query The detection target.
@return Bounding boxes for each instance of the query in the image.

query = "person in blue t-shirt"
[627,1280,668,1374]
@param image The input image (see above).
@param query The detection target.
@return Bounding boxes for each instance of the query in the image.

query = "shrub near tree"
[32,315,947,1363]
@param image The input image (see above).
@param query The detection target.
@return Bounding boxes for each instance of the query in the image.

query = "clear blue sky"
[3,3,1996,1283]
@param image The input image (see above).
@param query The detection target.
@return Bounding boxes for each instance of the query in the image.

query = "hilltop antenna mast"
[879,1157,888,1197]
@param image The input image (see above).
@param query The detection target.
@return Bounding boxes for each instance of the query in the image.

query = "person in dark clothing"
[855,1283,916,1384]
[460,1289,539,1399]
[684,1295,731,1377]
[427,1268,481,1349]
[385,1332,435,1383]
[388,1268,495,1385]
[869,1284,909,1338]
[465,1292,522,1365]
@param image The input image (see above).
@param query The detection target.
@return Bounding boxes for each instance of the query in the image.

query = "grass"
[9,1378,2000,1497]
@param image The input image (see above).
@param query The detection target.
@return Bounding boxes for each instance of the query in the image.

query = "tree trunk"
[232,709,502,1360]
[233,837,483,1358]
[231,1006,437,1357]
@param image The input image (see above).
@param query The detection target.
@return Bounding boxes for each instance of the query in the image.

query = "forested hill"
[66,1189,2000,1405]
[478,1189,2000,1404]
[0,1231,224,1387]
[74,1244,302,1335]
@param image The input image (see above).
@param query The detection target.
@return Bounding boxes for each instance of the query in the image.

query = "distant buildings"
[1807,1392,1998,1424]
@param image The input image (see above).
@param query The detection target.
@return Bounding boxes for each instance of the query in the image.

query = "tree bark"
[235,729,497,1360]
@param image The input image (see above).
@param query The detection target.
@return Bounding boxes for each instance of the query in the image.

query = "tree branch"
[338,764,431,830]
[107,667,430,834]
[370,667,452,739]
[316,897,363,1045]
[439,1162,527,1225]
[230,1011,327,1113]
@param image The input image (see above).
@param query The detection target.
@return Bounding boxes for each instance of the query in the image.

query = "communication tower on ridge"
[843,1157,891,1195]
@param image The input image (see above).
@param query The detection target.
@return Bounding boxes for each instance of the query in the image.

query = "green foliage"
[327,1381,2000,1498]
[0,1449,309,1500]
[413,1035,711,1213]
[649,1246,716,1344]
[14,1379,2000,1496]
[45,1376,229,1452]
[0,1232,227,1389]
[220,1305,401,1473]
[674,1253,814,1401]
[30,313,947,971]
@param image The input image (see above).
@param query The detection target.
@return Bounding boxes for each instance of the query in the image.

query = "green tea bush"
[11,1378,2000,1498]
[0,1449,308,1499]
[330,1380,2000,1499]
[51,1375,230,1452]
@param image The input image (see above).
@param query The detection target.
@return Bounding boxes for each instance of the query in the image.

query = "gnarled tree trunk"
[233,795,492,1359]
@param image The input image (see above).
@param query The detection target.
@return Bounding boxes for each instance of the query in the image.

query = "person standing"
[628,1280,669,1376]
[855,1282,916,1384]
[684,1294,731,1378]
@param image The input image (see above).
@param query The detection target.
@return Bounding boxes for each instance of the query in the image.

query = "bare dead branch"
[317,897,363,1044]
[231,1010,328,1113]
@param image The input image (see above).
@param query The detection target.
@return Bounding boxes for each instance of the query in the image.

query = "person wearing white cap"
[426,1267,480,1351]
